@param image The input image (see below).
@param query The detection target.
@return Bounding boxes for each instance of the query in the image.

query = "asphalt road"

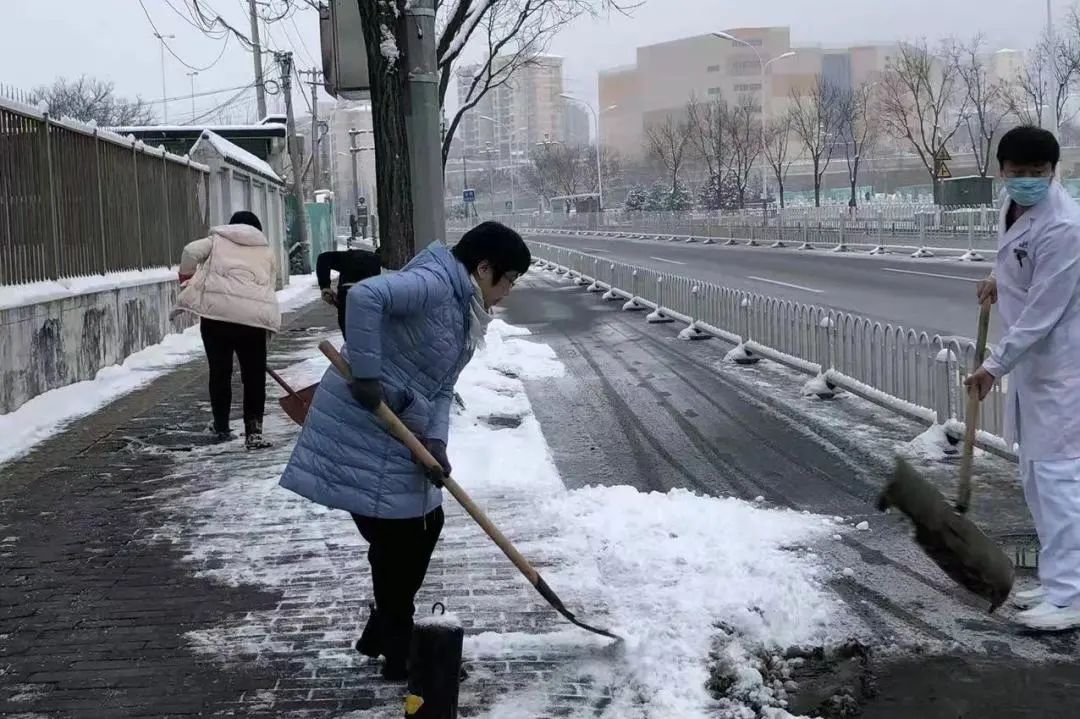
[522,230,1000,341]
[503,272,1078,718]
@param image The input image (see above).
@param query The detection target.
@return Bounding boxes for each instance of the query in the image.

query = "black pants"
[200,317,268,432]
[352,507,444,658]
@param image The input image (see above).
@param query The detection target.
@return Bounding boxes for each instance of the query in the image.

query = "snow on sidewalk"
[0,274,319,467]
[143,319,842,718]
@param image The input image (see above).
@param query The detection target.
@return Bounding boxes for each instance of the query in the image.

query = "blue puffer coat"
[279,242,475,519]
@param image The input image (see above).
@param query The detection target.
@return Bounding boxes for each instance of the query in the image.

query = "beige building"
[598,28,900,161]
[458,55,567,162]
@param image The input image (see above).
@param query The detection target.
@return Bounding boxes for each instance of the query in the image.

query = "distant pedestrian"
[279,222,530,680]
[966,126,1080,631]
[316,246,381,338]
[174,210,281,450]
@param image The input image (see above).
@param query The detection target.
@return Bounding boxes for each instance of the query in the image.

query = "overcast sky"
[0,0,1052,122]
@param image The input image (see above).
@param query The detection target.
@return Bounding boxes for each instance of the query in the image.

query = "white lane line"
[882,267,981,282]
[583,247,611,253]
[650,256,687,265]
[747,276,824,294]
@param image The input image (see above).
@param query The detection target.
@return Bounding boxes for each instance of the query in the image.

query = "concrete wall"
[0,280,195,415]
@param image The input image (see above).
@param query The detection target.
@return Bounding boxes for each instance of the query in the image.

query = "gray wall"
[0,280,195,414]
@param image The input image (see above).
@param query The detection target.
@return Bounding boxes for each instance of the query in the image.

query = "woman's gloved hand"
[349,378,383,411]
[419,439,450,488]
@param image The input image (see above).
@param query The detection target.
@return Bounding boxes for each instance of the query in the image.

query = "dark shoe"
[209,423,235,443]
[354,604,383,659]
[244,420,272,450]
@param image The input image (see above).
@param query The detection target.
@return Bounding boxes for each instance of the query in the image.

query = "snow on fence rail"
[0,95,210,286]
[527,240,1015,461]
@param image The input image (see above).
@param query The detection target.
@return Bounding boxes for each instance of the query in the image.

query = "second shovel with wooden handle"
[317,340,619,641]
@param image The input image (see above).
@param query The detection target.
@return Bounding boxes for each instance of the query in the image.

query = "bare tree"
[878,39,969,199]
[953,35,1009,177]
[644,114,691,193]
[685,96,729,190]
[520,142,591,205]
[789,77,842,207]
[762,110,796,208]
[437,0,636,167]
[836,81,879,207]
[1003,13,1080,131]
[581,144,621,197]
[31,76,155,126]
[724,94,763,209]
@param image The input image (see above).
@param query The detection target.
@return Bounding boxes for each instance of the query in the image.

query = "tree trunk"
[813,158,821,207]
[778,179,785,208]
[358,0,414,269]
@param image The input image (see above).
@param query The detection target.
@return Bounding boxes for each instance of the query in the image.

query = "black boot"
[244,419,272,450]
[379,619,413,682]
[354,604,383,659]
[209,421,235,443]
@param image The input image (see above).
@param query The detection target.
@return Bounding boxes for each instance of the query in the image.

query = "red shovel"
[266,368,318,425]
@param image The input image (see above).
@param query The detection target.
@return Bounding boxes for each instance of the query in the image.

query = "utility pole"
[349,127,361,211]
[277,51,310,262]
[403,0,445,245]
[298,69,324,194]
[154,32,175,123]
[186,71,198,121]
[248,0,267,120]
[1048,0,1060,136]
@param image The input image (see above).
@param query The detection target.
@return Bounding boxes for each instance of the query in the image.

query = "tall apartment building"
[598,28,899,160]
[457,55,566,162]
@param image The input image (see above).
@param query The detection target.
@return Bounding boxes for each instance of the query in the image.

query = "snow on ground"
[150,318,842,718]
[0,267,180,311]
[0,275,319,467]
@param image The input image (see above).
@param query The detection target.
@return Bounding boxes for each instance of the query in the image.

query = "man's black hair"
[451,221,531,281]
[229,210,263,231]
[997,125,1060,169]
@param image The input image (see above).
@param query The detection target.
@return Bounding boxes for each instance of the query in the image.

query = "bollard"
[727,297,760,365]
[602,263,620,301]
[647,277,674,323]
[803,316,837,398]
[587,258,603,292]
[404,603,463,719]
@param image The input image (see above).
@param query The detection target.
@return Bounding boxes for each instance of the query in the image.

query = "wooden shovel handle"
[316,340,541,584]
[957,300,992,513]
[266,367,300,398]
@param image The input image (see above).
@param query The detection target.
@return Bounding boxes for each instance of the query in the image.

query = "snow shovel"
[267,368,317,425]
[877,301,1015,611]
[317,340,619,641]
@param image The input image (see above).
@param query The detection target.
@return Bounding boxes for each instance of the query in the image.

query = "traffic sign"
[463,188,476,203]
[936,162,952,179]
[934,147,952,162]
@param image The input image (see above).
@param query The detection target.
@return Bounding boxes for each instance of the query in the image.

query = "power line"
[189,84,255,123]
[137,0,235,72]
[145,82,255,106]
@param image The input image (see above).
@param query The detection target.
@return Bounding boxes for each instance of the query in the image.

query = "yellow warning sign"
[405,695,425,715]
[936,163,953,179]
[934,147,952,162]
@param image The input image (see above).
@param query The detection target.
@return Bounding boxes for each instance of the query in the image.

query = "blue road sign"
[463,189,476,203]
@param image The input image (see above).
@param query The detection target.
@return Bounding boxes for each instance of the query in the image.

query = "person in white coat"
[966,126,1080,631]
[173,210,281,450]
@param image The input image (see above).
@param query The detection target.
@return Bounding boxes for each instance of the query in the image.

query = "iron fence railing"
[526,240,1015,461]
[0,96,210,286]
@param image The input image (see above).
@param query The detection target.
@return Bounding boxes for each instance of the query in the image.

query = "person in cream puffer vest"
[173,210,281,449]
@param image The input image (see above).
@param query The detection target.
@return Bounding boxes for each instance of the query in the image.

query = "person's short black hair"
[452,221,531,282]
[997,125,1060,169]
[229,210,263,231]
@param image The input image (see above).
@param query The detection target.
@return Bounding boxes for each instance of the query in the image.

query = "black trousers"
[352,507,444,658]
[200,317,268,431]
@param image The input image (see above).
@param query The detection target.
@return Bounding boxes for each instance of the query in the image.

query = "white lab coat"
[984,182,1080,460]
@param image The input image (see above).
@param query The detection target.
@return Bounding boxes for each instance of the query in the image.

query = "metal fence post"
[161,147,172,267]
[934,347,959,425]
[41,111,61,279]
[587,257,603,292]
[132,141,144,268]
[679,285,709,340]
[912,212,934,258]
[833,216,849,252]
[603,263,619,301]
[959,207,984,262]
[648,276,673,323]
[94,128,108,274]
[623,270,644,311]
[869,211,886,255]
[747,223,758,247]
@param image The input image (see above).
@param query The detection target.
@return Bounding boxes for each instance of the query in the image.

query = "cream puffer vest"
[173,224,281,333]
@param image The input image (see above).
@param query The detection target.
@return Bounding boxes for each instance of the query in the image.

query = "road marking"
[584,247,611,253]
[650,256,686,265]
[882,267,981,282]
[747,276,824,294]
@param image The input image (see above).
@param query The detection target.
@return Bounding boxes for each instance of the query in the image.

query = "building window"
[707,87,722,95]
[707,64,721,72]
[734,83,762,93]
[732,60,759,74]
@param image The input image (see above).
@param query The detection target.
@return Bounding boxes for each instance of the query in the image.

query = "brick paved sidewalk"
[0,298,617,718]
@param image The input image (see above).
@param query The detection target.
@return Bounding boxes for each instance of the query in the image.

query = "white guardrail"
[523,239,1016,462]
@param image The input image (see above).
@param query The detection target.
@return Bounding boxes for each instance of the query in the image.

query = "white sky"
[0,0,1052,122]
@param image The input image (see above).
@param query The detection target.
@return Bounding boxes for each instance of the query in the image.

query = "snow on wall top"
[192,130,283,185]
[0,95,209,173]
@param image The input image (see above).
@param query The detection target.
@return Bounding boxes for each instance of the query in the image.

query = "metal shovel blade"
[278,383,317,425]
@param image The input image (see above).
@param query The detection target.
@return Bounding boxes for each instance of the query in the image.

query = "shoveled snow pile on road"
[454,322,840,718]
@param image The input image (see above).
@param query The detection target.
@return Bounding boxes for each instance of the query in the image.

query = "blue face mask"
[1005,177,1052,207]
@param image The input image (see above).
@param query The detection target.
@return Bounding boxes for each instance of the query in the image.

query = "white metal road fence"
[526,240,1014,461]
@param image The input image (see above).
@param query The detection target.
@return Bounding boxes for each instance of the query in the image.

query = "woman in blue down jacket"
[279,221,531,680]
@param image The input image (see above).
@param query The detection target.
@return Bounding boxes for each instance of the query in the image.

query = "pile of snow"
[0,275,319,467]
[900,422,961,461]
[0,267,180,311]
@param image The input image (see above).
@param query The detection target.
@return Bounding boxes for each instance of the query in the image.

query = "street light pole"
[713,32,795,213]
[154,32,175,123]
[1048,0,1060,135]
[186,71,198,122]
[559,94,604,212]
